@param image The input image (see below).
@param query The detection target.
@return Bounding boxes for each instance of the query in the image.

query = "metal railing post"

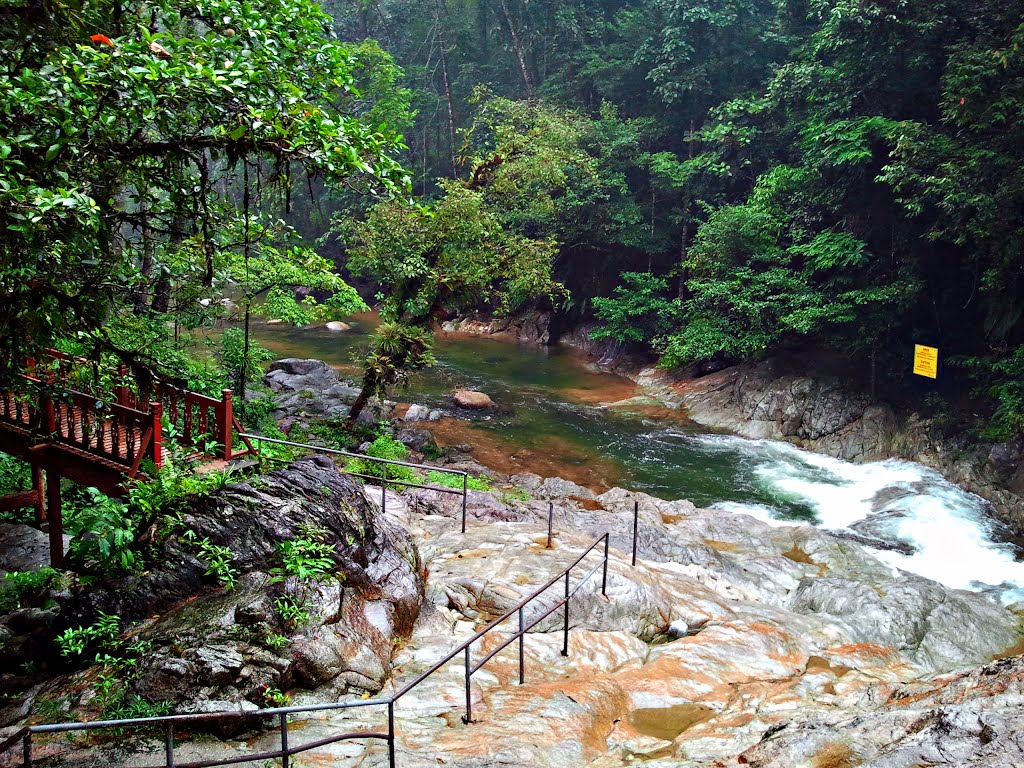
[602,534,609,596]
[164,722,174,768]
[561,570,570,657]
[546,501,553,548]
[280,712,289,768]
[632,500,639,567]
[462,646,473,723]
[388,701,396,768]
[382,486,386,517]
[518,608,525,684]
[461,473,468,534]
[22,730,31,768]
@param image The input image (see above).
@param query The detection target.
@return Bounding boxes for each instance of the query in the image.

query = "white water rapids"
[694,435,1024,605]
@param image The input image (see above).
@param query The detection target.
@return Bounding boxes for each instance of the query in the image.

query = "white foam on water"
[697,434,1024,605]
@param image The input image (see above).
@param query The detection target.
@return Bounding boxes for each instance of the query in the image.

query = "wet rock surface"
[8,469,1023,768]
[12,457,423,728]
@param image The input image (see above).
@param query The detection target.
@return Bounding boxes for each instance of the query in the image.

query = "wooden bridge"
[0,350,254,567]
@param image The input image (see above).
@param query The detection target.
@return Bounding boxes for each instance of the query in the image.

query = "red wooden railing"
[1,350,253,473]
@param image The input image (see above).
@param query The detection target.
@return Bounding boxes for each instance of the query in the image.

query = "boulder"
[452,390,493,409]
[263,358,341,394]
[397,427,438,455]
[325,321,351,332]
[399,405,432,423]
[47,456,424,714]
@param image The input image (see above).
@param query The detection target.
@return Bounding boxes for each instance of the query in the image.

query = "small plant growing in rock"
[264,633,289,651]
[271,529,336,584]
[273,596,310,628]
[186,533,239,592]
[32,696,71,723]
[0,566,65,612]
[56,612,123,658]
[199,541,239,591]
[259,685,291,707]
[500,487,532,504]
[270,525,342,629]
[346,433,416,487]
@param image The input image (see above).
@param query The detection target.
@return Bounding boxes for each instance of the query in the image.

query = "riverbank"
[440,312,1024,536]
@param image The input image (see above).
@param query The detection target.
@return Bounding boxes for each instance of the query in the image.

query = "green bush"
[592,272,681,345]
[963,345,1024,440]
[55,612,123,658]
[0,451,30,496]
[346,433,416,485]
[220,327,274,389]
[0,567,63,612]
[189,534,239,591]
[65,489,140,573]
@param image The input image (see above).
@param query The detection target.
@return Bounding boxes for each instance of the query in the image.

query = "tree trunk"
[347,368,380,427]
[151,273,171,313]
[134,195,154,313]
[497,0,533,97]
[678,120,696,298]
[239,305,250,403]
[434,0,459,177]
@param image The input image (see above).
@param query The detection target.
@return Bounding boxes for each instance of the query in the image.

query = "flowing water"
[248,316,1024,605]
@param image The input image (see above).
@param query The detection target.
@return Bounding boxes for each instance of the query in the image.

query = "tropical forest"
[1,0,1023,765]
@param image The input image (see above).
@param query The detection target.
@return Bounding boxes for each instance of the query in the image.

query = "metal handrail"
[2,534,612,768]
[240,433,473,533]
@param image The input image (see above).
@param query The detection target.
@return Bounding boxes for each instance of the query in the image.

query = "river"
[248,315,1024,605]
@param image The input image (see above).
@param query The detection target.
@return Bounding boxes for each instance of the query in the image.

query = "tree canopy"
[0,0,409,379]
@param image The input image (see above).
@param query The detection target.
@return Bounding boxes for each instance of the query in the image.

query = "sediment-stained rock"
[6,473,1022,768]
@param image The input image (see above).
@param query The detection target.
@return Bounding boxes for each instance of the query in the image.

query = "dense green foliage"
[0,0,408,381]
[327,0,1024,437]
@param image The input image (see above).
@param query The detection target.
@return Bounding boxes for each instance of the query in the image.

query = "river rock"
[403,404,440,422]
[264,358,341,392]
[263,358,388,426]
[325,321,352,332]
[452,390,494,409]
[442,309,553,346]
[737,656,1024,767]
[397,427,438,454]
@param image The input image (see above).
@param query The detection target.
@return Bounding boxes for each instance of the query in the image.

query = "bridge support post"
[45,469,63,569]
[149,401,164,469]
[219,389,233,461]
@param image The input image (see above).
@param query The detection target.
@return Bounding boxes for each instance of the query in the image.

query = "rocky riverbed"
[4,451,1021,767]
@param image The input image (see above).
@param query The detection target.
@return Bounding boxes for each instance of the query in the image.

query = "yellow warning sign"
[913,344,938,379]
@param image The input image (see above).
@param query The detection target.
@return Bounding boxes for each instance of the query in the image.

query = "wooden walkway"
[0,350,254,565]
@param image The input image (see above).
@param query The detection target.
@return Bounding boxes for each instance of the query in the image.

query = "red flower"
[90,34,115,48]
